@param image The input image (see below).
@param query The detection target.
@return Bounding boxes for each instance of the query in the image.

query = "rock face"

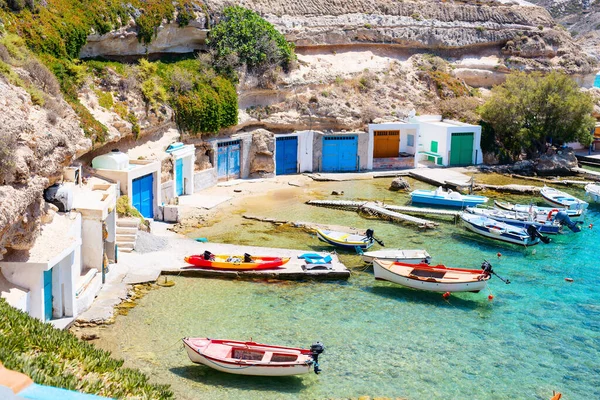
[0,80,88,259]
[80,18,208,58]
[480,148,579,176]
[248,129,275,178]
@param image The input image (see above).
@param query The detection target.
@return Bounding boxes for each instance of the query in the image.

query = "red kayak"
[184,251,289,270]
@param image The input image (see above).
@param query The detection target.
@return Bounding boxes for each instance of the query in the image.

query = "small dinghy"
[373,260,503,293]
[410,187,488,208]
[361,249,431,264]
[315,228,381,250]
[585,183,600,203]
[460,213,548,246]
[540,186,588,211]
[182,338,325,376]
[494,200,583,219]
[465,206,562,234]
[184,251,290,270]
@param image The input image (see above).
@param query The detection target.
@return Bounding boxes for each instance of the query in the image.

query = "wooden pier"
[360,202,438,228]
[382,204,460,218]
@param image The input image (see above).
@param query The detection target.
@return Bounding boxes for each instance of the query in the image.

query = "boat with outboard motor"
[494,200,584,219]
[184,251,290,270]
[465,206,562,234]
[585,183,600,203]
[315,228,382,250]
[182,337,325,376]
[540,186,588,211]
[460,212,549,246]
[361,249,431,264]
[373,259,509,293]
[410,187,488,208]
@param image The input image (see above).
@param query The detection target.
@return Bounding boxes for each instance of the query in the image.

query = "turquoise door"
[322,136,358,172]
[276,136,298,175]
[217,141,241,180]
[175,158,184,196]
[132,174,154,218]
[43,269,52,321]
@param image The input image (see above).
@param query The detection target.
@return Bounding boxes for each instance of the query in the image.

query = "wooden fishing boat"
[585,183,600,203]
[373,259,491,293]
[361,249,431,264]
[182,337,325,376]
[184,252,289,270]
[494,200,583,219]
[465,206,562,234]
[540,186,588,211]
[460,212,542,246]
[315,228,375,250]
[410,187,488,208]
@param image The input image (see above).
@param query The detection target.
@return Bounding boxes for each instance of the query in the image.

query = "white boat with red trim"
[373,259,495,293]
[182,337,324,376]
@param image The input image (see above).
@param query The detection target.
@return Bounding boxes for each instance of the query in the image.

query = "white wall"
[416,121,450,165]
[81,218,103,272]
[368,122,420,169]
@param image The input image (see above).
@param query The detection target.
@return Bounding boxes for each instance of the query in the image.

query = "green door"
[450,132,474,166]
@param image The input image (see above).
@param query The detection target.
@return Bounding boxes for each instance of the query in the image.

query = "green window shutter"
[431,141,438,153]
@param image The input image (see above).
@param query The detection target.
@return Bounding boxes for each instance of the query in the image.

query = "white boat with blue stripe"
[465,206,562,234]
[540,186,588,211]
[460,212,544,246]
[315,228,375,250]
[585,183,600,203]
[410,187,488,208]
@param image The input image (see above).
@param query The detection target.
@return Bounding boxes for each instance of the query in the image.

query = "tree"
[480,71,595,160]
[207,6,295,79]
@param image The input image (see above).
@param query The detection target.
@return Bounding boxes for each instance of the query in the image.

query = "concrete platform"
[177,193,232,209]
[409,168,472,187]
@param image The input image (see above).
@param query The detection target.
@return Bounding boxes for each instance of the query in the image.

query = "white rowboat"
[361,249,431,264]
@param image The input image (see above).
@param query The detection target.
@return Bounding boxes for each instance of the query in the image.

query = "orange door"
[374,131,400,158]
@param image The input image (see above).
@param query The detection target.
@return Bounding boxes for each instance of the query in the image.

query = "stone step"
[117,243,134,252]
[116,227,138,235]
[116,234,137,242]
[116,218,140,228]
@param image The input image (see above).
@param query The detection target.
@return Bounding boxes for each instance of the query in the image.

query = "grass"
[0,298,173,399]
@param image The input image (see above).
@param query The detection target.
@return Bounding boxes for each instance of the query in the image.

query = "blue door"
[132,174,154,218]
[276,136,298,175]
[322,136,358,172]
[175,158,184,196]
[217,141,241,180]
[43,269,52,321]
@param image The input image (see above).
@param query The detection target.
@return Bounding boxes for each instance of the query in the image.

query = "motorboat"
[409,187,488,208]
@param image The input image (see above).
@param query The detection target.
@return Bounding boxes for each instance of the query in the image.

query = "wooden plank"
[360,202,438,228]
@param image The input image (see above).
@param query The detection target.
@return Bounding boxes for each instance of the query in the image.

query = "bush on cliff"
[207,6,295,79]
[0,298,173,399]
[481,71,595,160]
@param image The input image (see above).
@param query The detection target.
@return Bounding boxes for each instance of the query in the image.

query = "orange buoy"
[589,223,593,229]
[565,278,573,282]
[442,292,450,300]
[488,294,494,301]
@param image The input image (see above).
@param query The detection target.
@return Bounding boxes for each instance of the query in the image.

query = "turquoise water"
[93,178,600,400]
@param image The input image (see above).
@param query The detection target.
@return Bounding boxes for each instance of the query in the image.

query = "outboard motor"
[310,342,325,374]
[243,253,253,263]
[203,250,215,260]
[481,260,493,276]
[365,229,374,240]
[526,225,551,244]
[554,211,581,233]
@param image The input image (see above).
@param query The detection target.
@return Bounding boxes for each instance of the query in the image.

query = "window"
[407,134,414,147]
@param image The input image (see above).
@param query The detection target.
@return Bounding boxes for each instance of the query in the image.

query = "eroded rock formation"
[248,129,275,178]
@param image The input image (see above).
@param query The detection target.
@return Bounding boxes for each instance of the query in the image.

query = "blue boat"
[465,206,562,234]
[410,187,488,208]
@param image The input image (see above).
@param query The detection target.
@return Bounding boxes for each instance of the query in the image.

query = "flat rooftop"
[1,213,79,265]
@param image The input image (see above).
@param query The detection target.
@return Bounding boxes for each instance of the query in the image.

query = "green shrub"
[0,298,173,398]
[95,89,114,109]
[207,6,295,77]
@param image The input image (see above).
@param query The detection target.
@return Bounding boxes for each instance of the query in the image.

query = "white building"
[410,115,483,167]
[162,143,195,203]
[0,213,82,328]
[367,122,420,170]
[92,151,161,219]
[274,131,314,174]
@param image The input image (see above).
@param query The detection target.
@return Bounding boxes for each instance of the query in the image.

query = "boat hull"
[540,187,588,211]
[410,192,487,208]
[184,255,289,270]
[465,207,561,234]
[182,338,313,376]
[460,213,539,246]
[361,249,431,264]
[585,184,600,203]
[316,229,374,250]
[494,200,583,219]
[373,260,489,293]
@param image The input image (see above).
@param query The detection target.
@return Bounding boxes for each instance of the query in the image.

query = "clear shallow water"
[93,177,600,400]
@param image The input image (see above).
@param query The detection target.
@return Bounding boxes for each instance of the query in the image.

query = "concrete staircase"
[116,218,140,253]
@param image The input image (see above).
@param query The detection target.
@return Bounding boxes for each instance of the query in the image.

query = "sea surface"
[92,176,600,400]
